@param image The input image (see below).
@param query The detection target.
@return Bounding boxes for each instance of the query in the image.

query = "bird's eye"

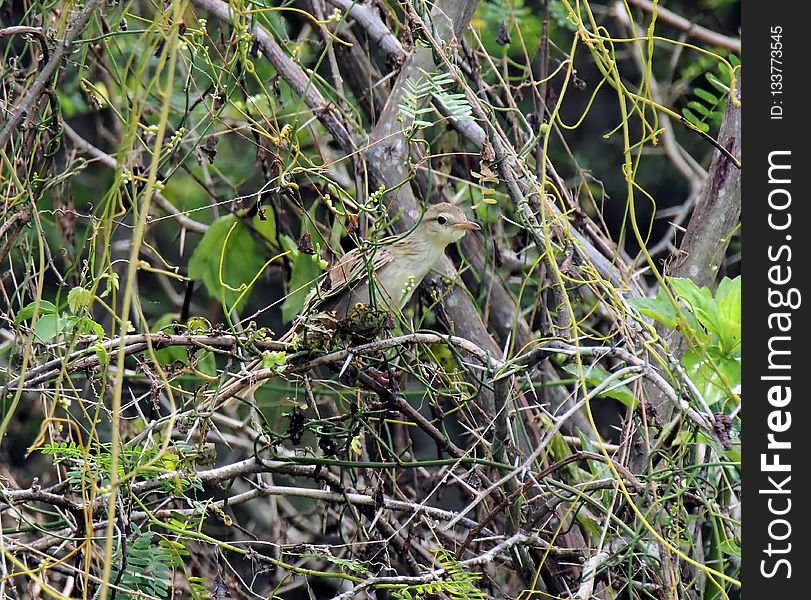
[437,216,448,225]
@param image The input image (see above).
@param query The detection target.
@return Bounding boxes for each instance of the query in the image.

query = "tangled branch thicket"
[1,0,741,598]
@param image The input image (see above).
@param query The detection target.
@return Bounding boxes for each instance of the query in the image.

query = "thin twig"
[0,0,105,149]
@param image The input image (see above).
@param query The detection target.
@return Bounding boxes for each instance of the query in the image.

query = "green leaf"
[253,203,278,242]
[682,108,710,132]
[15,300,57,324]
[724,446,741,462]
[706,72,729,93]
[575,509,603,541]
[669,277,719,342]
[715,276,742,353]
[196,350,217,377]
[94,342,110,366]
[100,272,119,298]
[280,235,322,323]
[714,354,741,394]
[681,107,700,125]
[67,286,93,314]
[34,314,68,342]
[693,88,719,104]
[262,350,287,369]
[561,363,637,408]
[683,350,740,407]
[718,62,732,84]
[719,538,741,557]
[151,313,187,366]
[629,288,678,329]
[687,101,710,117]
[72,316,105,338]
[188,213,279,312]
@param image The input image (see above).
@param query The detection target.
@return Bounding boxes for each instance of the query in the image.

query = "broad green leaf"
[547,430,573,462]
[15,300,57,324]
[684,350,740,408]
[718,539,741,558]
[151,313,187,366]
[280,235,322,323]
[252,204,278,243]
[34,314,67,342]
[629,291,678,329]
[196,350,217,377]
[575,510,604,541]
[669,278,720,342]
[724,447,741,462]
[716,276,741,324]
[715,355,742,394]
[715,276,742,353]
[188,213,279,312]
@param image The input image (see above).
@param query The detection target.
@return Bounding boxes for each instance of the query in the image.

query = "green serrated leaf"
[262,350,287,369]
[94,342,109,366]
[67,286,93,314]
[77,316,105,338]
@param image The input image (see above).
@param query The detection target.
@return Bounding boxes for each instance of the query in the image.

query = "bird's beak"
[454,220,481,232]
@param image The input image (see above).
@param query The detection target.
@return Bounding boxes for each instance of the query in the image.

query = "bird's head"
[418,202,480,247]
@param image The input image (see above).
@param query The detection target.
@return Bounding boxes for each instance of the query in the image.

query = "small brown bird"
[300,202,480,320]
[211,202,479,403]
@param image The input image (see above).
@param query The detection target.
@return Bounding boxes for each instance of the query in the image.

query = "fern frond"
[681,54,740,133]
[391,547,486,600]
[109,524,177,599]
[399,68,474,133]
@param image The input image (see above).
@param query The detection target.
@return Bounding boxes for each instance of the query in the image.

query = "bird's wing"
[300,244,396,316]
[211,244,397,404]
